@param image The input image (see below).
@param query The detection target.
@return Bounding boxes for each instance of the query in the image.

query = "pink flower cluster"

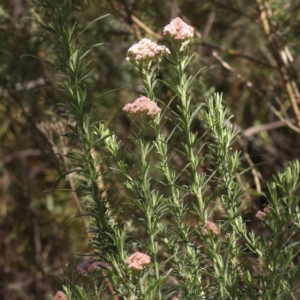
[76,257,101,276]
[125,252,151,271]
[202,221,219,236]
[126,38,170,62]
[256,205,271,219]
[255,211,267,219]
[123,96,161,116]
[163,17,194,40]
[53,291,67,300]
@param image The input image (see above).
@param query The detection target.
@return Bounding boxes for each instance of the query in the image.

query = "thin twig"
[36,121,90,238]
[268,104,300,133]
[256,0,300,128]
[203,12,215,41]
[201,42,274,68]
[212,51,264,97]
[130,15,162,40]
[243,120,295,137]
[244,152,262,195]
[2,149,41,164]
[211,0,254,20]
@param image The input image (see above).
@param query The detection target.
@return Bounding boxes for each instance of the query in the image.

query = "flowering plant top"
[53,291,67,300]
[202,221,219,236]
[126,38,170,62]
[123,96,161,116]
[163,17,194,40]
[125,252,151,271]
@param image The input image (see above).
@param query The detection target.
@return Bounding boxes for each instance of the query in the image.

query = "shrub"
[35,1,300,299]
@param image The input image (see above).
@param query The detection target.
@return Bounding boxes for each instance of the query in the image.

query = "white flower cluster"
[163,17,194,40]
[126,38,170,62]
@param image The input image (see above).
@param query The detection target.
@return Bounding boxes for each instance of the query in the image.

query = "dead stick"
[256,0,300,128]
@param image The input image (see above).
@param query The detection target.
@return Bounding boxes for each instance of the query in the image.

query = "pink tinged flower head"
[202,221,219,236]
[122,96,161,116]
[163,17,194,40]
[76,265,87,276]
[54,291,67,300]
[263,205,271,214]
[125,252,151,271]
[76,257,101,276]
[126,38,170,62]
[256,211,267,219]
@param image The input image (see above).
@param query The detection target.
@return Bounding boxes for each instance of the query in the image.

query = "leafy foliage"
[1,0,300,299]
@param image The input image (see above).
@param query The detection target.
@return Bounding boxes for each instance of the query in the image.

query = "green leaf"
[91,85,129,103]
[75,14,110,40]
